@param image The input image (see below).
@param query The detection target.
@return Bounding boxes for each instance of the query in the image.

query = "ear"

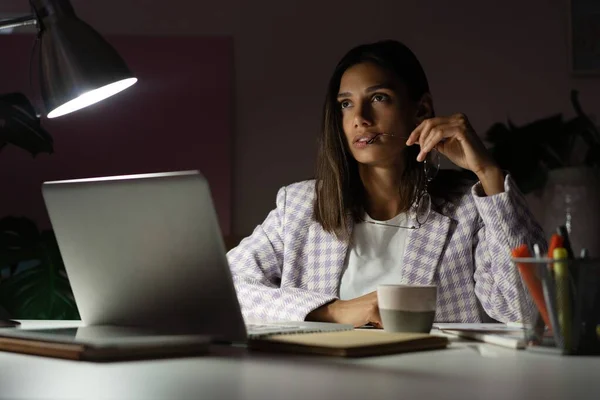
[414,93,434,124]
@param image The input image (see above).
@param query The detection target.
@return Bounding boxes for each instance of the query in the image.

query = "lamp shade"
[32,0,137,118]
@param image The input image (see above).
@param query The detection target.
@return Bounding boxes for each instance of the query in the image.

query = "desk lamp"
[0,0,137,328]
[0,0,137,118]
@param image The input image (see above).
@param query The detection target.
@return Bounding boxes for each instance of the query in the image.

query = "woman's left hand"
[406,113,505,195]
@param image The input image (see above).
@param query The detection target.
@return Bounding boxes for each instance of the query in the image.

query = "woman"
[227,40,545,327]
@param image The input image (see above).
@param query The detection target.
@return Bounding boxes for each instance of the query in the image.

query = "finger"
[370,321,383,329]
[406,119,430,146]
[435,139,448,155]
[415,122,444,160]
[417,129,444,162]
[406,117,444,146]
[406,123,423,146]
[411,121,433,152]
[365,292,383,328]
[414,117,451,148]
[422,124,456,152]
[418,124,462,162]
[371,305,383,328]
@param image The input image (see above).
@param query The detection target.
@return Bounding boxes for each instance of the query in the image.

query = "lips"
[353,133,380,144]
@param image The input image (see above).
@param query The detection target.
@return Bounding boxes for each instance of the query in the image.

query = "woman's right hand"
[306,291,382,328]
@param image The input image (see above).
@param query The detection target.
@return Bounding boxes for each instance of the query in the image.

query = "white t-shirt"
[338,212,409,300]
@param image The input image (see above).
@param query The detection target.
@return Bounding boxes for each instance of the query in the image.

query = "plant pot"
[541,167,600,257]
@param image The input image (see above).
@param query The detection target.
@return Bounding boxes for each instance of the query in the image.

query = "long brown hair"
[314,40,433,239]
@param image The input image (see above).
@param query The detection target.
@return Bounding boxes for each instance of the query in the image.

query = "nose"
[353,102,373,128]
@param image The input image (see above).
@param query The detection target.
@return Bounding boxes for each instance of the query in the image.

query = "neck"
[359,164,405,221]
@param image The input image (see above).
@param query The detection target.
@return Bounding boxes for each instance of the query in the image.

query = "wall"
[1,0,598,235]
[0,34,233,233]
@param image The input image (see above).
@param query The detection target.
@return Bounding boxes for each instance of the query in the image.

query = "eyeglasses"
[361,150,440,230]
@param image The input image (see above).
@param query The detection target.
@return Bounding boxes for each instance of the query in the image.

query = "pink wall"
[229,0,600,233]
[2,0,599,235]
[0,34,233,234]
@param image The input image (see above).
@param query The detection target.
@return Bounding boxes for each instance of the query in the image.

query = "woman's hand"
[306,291,382,328]
[406,113,505,195]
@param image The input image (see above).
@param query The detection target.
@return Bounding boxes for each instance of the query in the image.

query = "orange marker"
[512,244,551,330]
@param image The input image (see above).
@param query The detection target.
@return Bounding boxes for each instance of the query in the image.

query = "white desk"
[0,321,598,400]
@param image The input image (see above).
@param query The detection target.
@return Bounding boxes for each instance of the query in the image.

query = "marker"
[553,247,571,352]
[547,234,564,269]
[512,244,551,331]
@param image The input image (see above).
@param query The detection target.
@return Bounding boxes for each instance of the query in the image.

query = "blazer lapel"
[401,209,452,285]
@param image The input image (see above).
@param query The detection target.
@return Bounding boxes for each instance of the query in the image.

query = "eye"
[372,93,389,102]
[339,100,352,110]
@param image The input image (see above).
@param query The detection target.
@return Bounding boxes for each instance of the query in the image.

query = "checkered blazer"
[227,174,545,323]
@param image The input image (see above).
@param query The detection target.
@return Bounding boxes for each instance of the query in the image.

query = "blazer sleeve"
[226,186,337,322]
[471,174,546,323]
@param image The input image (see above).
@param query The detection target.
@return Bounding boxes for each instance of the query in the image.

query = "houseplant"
[0,92,79,319]
[485,90,600,255]
[485,90,600,194]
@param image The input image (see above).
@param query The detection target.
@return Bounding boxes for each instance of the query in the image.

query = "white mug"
[377,284,437,333]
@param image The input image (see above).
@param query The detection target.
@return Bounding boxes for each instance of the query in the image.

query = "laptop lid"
[42,171,247,342]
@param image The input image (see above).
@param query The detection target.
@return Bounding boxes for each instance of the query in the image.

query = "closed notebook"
[0,327,210,362]
[248,330,449,357]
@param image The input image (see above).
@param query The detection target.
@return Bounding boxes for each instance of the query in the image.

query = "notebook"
[248,330,449,357]
[0,326,209,362]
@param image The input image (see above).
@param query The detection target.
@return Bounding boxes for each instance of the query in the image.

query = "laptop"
[0,171,350,345]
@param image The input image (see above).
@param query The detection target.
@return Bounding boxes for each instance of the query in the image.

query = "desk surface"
[0,321,599,400]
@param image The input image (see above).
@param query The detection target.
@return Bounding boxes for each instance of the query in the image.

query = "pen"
[535,243,562,348]
[547,234,564,269]
[555,227,579,351]
[529,244,547,344]
[533,241,563,349]
[556,226,574,259]
[512,244,551,331]
[556,226,578,294]
[553,247,571,352]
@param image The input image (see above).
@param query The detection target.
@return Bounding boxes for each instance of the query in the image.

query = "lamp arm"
[0,15,37,31]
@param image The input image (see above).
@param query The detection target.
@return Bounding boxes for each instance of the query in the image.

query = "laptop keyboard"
[246,323,303,332]
[245,322,353,339]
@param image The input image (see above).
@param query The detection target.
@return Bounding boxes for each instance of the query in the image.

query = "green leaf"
[485,94,600,192]
[0,223,80,320]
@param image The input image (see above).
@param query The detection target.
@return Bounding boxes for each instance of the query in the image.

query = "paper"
[433,323,524,332]
[433,323,526,350]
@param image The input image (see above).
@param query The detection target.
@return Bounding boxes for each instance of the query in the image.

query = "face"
[337,62,416,167]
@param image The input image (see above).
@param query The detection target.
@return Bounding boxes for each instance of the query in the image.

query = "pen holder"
[512,257,600,355]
